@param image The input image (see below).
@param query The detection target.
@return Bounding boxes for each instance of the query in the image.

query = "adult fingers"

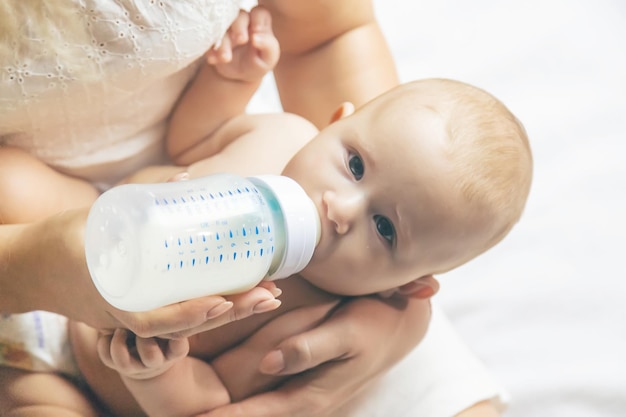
[258,322,351,376]
[115,284,280,339]
[199,373,339,417]
[258,307,354,376]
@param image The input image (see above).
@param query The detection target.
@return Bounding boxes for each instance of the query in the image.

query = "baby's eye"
[374,215,395,246]
[348,153,364,180]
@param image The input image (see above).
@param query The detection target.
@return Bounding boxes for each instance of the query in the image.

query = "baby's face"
[283,88,492,295]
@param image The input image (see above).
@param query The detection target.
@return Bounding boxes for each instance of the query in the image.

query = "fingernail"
[259,349,285,374]
[253,299,281,314]
[206,301,233,319]
[270,287,282,298]
[170,171,189,182]
[414,286,435,298]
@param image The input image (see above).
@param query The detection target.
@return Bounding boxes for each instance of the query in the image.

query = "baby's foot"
[207,6,280,82]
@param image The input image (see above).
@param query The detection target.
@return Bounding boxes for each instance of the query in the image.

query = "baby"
[0,8,532,417]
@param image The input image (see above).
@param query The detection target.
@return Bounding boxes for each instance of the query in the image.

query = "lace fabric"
[0,0,241,188]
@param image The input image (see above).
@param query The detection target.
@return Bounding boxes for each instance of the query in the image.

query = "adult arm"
[0,209,280,339]
[259,0,399,127]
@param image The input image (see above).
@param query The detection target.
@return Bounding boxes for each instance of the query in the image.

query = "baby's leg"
[0,147,99,224]
[0,366,101,416]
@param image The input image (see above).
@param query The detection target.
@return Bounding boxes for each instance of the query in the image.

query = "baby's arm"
[97,329,230,417]
[167,6,280,165]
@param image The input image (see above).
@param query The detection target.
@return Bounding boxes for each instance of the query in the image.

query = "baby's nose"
[322,190,363,235]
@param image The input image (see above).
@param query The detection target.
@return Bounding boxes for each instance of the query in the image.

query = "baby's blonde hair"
[431,78,532,248]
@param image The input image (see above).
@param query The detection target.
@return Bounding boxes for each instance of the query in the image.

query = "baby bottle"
[84,174,320,312]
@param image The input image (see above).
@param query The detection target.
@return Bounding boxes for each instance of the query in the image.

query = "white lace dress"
[0,0,242,189]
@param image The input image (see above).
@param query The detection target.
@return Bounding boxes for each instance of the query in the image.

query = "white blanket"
[250,1,626,415]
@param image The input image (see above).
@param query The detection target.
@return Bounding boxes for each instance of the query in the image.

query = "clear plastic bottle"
[84,174,320,311]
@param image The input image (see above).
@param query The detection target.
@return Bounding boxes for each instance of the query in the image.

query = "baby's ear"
[397,275,440,299]
[328,102,355,124]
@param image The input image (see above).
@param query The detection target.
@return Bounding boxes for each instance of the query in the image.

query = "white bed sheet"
[249,1,626,416]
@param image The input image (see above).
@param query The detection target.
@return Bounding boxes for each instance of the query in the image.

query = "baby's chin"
[297,267,372,297]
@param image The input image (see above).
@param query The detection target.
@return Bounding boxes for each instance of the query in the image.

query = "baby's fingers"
[135,336,168,368]
[207,35,233,64]
[228,9,250,47]
[96,332,115,369]
[165,337,190,362]
[247,7,279,70]
[136,336,189,368]
[97,329,142,374]
[207,10,249,65]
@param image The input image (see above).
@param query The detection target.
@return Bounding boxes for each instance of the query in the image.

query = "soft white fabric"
[0,0,242,190]
[333,304,508,417]
[0,311,79,377]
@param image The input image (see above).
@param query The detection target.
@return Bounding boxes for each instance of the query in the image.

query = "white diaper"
[0,311,80,377]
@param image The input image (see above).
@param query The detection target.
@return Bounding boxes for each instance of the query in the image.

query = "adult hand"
[202,295,432,417]
[3,208,281,339]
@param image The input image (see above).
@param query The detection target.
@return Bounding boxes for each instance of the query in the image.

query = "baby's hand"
[97,328,189,380]
[206,6,279,82]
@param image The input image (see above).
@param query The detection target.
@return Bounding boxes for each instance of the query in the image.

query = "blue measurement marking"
[219,254,223,262]
[233,252,237,260]
[255,226,259,234]
[167,263,171,270]
[164,240,169,248]
[189,236,193,244]
[179,260,183,268]
[205,256,209,264]
[242,228,247,236]
[260,248,264,256]
[216,233,220,241]
[229,230,233,238]
[178,237,182,246]
[247,250,250,258]
[192,258,196,266]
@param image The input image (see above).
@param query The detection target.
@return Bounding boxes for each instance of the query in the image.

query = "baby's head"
[283,78,532,297]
